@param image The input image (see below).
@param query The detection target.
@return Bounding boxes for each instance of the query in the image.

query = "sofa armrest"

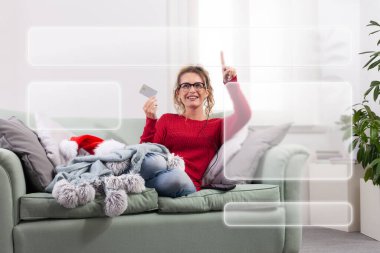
[254,144,310,253]
[0,148,26,253]
[255,144,310,201]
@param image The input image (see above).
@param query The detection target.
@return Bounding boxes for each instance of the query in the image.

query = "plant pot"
[360,178,380,240]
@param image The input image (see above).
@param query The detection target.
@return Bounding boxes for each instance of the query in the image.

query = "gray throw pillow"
[225,123,292,180]
[0,116,55,192]
[201,134,244,186]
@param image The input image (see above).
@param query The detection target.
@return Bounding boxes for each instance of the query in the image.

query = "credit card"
[139,84,158,97]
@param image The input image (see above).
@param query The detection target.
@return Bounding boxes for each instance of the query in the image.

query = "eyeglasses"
[179,82,206,91]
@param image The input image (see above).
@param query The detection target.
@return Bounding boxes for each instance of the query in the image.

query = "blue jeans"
[140,153,196,198]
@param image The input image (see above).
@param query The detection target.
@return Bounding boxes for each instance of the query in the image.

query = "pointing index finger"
[220,51,226,69]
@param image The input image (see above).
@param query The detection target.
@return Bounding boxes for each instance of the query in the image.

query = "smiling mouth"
[186,95,199,100]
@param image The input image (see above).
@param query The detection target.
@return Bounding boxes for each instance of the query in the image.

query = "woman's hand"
[220,51,237,84]
[143,96,158,119]
[222,66,237,84]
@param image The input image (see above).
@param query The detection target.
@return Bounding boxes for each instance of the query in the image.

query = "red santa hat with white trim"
[59,134,126,163]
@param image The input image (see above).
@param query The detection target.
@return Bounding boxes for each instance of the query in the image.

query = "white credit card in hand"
[139,84,158,97]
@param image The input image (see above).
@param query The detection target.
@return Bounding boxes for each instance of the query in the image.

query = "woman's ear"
[205,89,209,98]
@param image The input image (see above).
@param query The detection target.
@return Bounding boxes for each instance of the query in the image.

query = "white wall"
[0,0,176,119]
[279,0,361,160]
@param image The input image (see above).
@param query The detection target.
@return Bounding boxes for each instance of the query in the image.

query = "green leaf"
[352,138,359,150]
[364,105,375,119]
[373,175,380,185]
[375,163,380,176]
[375,86,380,101]
[370,145,378,163]
[364,86,375,98]
[359,121,370,135]
[364,166,373,182]
[367,20,380,27]
[368,59,380,70]
[370,80,380,87]
[368,158,380,169]
[360,51,375,54]
[364,146,372,167]
[348,138,359,153]
[369,30,380,35]
[363,54,378,69]
[370,126,379,144]
[353,108,366,123]
[358,146,364,163]
[373,163,380,184]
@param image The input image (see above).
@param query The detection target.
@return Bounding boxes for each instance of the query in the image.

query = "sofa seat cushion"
[158,184,280,213]
[20,188,158,220]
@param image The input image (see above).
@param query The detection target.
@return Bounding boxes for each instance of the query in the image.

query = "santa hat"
[59,134,126,163]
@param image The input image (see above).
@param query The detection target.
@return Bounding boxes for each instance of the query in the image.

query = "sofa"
[0,110,309,253]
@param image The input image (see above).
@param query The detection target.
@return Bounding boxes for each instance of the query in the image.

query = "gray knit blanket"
[45,142,184,217]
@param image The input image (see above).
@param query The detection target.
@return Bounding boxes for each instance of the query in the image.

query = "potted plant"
[352,20,380,241]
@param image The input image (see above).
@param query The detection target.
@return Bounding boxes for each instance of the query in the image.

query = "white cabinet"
[309,161,363,232]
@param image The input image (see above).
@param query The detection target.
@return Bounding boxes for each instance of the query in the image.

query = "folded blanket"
[45,142,184,217]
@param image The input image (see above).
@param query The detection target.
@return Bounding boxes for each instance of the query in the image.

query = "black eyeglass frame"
[179,82,206,90]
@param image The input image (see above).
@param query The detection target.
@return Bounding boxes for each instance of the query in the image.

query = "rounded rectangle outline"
[26,81,122,131]
[26,26,353,67]
[223,201,353,227]
[222,81,354,181]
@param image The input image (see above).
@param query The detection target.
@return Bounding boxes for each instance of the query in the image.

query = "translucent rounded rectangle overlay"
[223,81,353,180]
[27,81,122,131]
[27,26,351,67]
[224,202,352,227]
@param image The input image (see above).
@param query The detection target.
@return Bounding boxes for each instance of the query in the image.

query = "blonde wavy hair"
[173,65,215,118]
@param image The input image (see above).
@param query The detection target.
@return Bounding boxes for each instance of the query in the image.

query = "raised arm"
[140,116,167,144]
[139,100,167,146]
[140,96,159,143]
[223,78,252,142]
[140,117,157,143]
[220,51,251,142]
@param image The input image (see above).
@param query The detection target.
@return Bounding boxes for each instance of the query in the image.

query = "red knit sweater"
[140,81,251,190]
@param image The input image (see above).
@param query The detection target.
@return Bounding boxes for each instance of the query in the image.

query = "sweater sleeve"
[222,79,252,143]
[139,117,157,143]
[139,115,166,144]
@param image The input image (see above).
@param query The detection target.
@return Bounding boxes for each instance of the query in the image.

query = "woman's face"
[177,72,209,112]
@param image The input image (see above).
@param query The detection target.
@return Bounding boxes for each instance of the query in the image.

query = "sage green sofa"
[0,111,309,253]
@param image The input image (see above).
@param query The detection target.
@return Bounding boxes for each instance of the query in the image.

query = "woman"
[139,60,251,197]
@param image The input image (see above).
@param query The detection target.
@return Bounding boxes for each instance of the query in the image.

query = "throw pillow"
[202,127,247,186]
[34,113,75,166]
[0,116,55,192]
[225,123,292,180]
